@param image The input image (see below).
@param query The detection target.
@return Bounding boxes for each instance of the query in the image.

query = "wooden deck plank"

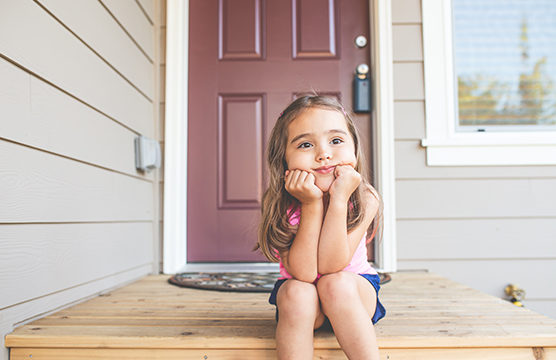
[30,317,276,327]
[10,347,556,360]
[29,315,554,327]
[48,310,276,319]
[7,324,556,350]
[6,272,556,356]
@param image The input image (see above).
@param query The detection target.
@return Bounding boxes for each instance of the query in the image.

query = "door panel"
[293,0,339,58]
[218,0,264,59]
[217,94,264,209]
[188,0,371,262]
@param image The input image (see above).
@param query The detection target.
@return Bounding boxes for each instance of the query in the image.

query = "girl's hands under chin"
[329,165,361,202]
[285,169,323,204]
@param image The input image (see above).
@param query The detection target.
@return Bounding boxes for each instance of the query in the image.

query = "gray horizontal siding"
[392,0,556,320]
[395,141,556,179]
[396,178,556,219]
[393,25,423,61]
[38,0,154,99]
[526,300,556,320]
[393,63,424,100]
[398,218,556,260]
[0,140,153,222]
[101,0,155,60]
[392,0,422,23]
[0,0,153,136]
[0,0,161,359]
[0,223,153,309]
[398,260,556,318]
[394,101,425,139]
[0,58,149,179]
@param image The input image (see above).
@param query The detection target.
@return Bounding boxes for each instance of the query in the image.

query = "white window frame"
[421,0,556,166]
[164,0,397,274]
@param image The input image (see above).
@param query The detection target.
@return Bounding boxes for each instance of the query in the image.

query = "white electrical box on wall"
[134,136,161,172]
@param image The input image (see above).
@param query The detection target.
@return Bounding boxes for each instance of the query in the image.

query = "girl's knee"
[277,280,319,320]
[317,272,358,308]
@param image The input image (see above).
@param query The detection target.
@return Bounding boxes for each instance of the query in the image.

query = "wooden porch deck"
[5,272,556,359]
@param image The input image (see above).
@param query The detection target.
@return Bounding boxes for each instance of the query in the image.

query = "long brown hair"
[255,95,382,262]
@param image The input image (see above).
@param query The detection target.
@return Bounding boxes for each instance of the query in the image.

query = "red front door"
[188,0,372,262]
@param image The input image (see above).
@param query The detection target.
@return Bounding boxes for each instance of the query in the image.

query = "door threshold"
[175,262,384,274]
[176,262,280,274]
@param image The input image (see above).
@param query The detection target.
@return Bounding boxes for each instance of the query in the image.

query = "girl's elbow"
[318,257,349,275]
[298,275,319,283]
[318,265,341,275]
[318,259,349,275]
[290,269,318,283]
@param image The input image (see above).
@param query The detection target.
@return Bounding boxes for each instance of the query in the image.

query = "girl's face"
[285,107,357,192]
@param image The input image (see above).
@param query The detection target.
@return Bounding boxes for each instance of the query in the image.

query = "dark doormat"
[168,272,391,292]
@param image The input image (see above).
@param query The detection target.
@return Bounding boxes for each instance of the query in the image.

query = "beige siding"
[158,0,166,271]
[398,218,556,260]
[137,0,155,25]
[392,0,556,319]
[0,0,163,359]
[394,102,425,139]
[392,25,423,61]
[398,260,556,299]
[395,141,556,178]
[392,0,422,23]
[0,223,153,308]
[0,60,148,179]
[101,0,155,60]
[40,0,154,99]
[0,141,153,222]
[397,179,556,219]
[393,63,424,100]
[0,0,153,136]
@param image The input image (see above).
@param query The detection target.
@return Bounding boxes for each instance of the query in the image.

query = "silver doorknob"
[356,64,369,76]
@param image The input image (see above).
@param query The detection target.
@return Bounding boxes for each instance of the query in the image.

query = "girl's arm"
[318,167,379,274]
[280,201,323,283]
[280,170,324,283]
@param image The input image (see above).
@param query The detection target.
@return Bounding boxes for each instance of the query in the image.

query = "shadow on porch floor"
[5,272,556,359]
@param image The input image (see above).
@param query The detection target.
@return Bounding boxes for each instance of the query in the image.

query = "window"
[453,0,556,132]
[421,0,556,165]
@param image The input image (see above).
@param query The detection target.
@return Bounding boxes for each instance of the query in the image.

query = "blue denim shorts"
[268,273,386,324]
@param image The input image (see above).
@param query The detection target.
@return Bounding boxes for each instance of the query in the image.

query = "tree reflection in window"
[453,0,556,129]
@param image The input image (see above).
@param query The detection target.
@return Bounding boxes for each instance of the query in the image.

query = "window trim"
[421,0,556,166]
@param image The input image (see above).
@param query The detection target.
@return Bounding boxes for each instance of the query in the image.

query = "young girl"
[256,95,386,359]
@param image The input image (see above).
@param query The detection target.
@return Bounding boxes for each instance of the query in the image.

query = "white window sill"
[421,135,556,166]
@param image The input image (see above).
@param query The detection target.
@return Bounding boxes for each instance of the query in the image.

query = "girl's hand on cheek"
[329,165,361,202]
[285,169,323,204]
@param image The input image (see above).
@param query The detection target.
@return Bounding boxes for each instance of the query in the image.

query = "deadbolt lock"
[353,63,370,113]
[355,35,368,48]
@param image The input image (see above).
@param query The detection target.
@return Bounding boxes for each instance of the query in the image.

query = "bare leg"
[275,279,326,360]
[317,272,380,360]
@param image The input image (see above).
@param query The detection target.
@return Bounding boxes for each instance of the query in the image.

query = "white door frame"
[163,0,396,274]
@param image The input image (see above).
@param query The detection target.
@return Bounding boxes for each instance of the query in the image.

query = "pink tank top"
[277,206,377,280]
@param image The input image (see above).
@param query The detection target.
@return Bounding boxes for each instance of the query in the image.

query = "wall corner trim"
[371,0,397,272]
[163,0,189,274]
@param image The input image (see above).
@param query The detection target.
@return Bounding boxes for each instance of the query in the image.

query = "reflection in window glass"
[453,0,556,130]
